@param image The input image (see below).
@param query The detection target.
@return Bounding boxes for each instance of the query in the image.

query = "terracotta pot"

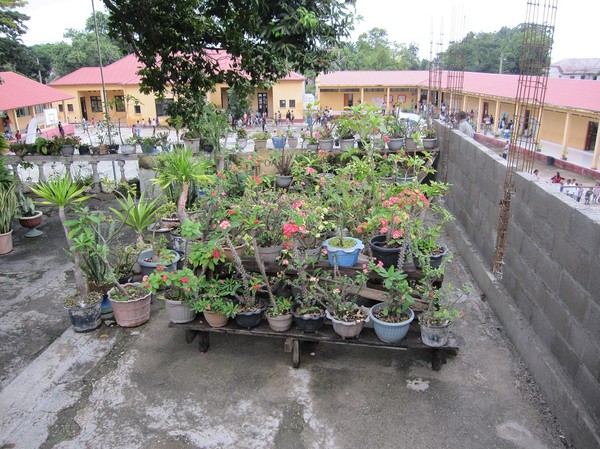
[109,283,151,327]
[222,243,245,261]
[254,139,267,150]
[203,311,229,328]
[0,230,13,255]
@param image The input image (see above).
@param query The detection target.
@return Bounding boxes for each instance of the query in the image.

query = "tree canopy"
[0,0,29,69]
[442,24,552,75]
[336,28,427,71]
[101,0,355,101]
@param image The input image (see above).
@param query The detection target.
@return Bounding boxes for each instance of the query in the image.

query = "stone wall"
[440,125,600,448]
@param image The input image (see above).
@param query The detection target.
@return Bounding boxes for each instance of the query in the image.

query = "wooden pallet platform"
[169,317,459,371]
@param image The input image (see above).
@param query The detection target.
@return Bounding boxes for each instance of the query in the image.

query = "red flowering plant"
[281,193,332,255]
[362,186,432,250]
[144,267,200,302]
[189,275,242,318]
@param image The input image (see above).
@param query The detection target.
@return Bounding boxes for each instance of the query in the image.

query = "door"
[343,93,354,108]
[585,121,598,151]
[257,93,268,114]
[79,97,88,120]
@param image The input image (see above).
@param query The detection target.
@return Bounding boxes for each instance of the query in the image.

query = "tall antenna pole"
[91,0,113,147]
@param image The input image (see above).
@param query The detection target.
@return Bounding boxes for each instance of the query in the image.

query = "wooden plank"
[169,318,459,352]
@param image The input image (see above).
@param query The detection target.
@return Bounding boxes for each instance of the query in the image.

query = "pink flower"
[306,167,316,175]
[392,230,403,239]
[212,249,221,259]
[252,175,261,185]
[377,261,384,268]
[429,291,435,298]
[181,277,188,283]
[162,275,168,281]
[144,282,150,288]
[282,259,289,266]
[185,287,191,292]
[356,226,363,233]
[380,226,388,234]
[156,265,165,271]
[219,220,231,230]
[142,275,148,281]
[211,191,217,197]
[383,135,390,143]
[283,223,300,238]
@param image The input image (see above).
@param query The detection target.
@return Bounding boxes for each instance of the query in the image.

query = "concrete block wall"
[444,129,505,266]
[440,125,600,448]
[504,174,600,422]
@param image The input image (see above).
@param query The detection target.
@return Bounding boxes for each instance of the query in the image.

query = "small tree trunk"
[177,182,189,224]
[58,206,88,299]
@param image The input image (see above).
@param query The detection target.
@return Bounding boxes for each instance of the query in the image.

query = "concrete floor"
[0,196,574,449]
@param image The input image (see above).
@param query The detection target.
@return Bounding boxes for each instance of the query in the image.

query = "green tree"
[0,0,30,69]
[336,28,425,71]
[101,0,355,101]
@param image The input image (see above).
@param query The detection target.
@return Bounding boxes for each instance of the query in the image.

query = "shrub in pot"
[188,275,241,327]
[145,267,199,323]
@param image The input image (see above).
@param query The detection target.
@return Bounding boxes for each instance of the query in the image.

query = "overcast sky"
[18,0,596,63]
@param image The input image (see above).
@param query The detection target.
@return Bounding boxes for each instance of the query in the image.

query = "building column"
[477,97,483,132]
[360,87,364,104]
[494,101,501,134]
[592,123,600,170]
[61,100,67,122]
[386,87,390,112]
[10,109,19,133]
[462,95,467,112]
[561,112,571,159]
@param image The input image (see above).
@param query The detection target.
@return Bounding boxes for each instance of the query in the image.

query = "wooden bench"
[169,318,459,371]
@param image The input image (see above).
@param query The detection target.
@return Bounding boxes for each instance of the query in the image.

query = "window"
[581,75,586,79]
[15,107,30,117]
[134,105,141,114]
[289,99,296,108]
[320,88,340,92]
[34,104,45,114]
[67,103,74,112]
[113,95,126,112]
[58,104,64,112]
[90,96,103,113]
[155,99,173,116]
[279,99,286,108]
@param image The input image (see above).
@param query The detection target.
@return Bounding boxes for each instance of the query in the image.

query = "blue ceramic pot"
[322,237,364,267]
[369,303,414,343]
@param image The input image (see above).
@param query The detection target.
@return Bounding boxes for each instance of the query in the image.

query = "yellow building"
[50,54,306,126]
[317,70,600,168]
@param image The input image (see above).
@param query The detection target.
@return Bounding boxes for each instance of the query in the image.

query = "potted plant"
[29,175,106,331]
[16,191,43,238]
[418,264,471,347]
[367,261,415,343]
[316,124,334,151]
[110,192,161,244]
[0,157,17,254]
[272,129,287,149]
[251,131,271,150]
[334,111,359,151]
[383,114,406,151]
[136,234,181,276]
[411,221,451,270]
[322,273,370,339]
[189,275,241,327]
[301,131,318,151]
[145,267,198,323]
[236,128,248,150]
[266,295,294,332]
[107,282,152,327]
[54,135,81,156]
[289,273,327,333]
[286,129,298,149]
[321,177,365,267]
[403,119,423,151]
[422,124,437,149]
[272,148,295,188]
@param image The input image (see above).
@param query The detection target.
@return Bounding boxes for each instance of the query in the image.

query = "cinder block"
[574,366,600,419]
[558,272,591,324]
[542,293,570,338]
[535,256,561,292]
[569,212,600,260]
[531,306,554,345]
[532,220,555,253]
[567,319,600,380]
[550,334,580,379]
[584,302,600,341]
[547,199,573,235]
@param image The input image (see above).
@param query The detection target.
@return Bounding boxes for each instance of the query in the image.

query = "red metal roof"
[50,53,305,87]
[0,71,74,110]
[50,54,143,86]
[318,70,600,113]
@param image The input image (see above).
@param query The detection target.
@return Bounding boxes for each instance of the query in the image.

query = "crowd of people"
[551,172,600,205]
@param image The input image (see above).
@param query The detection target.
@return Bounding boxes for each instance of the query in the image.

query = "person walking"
[58,121,65,138]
